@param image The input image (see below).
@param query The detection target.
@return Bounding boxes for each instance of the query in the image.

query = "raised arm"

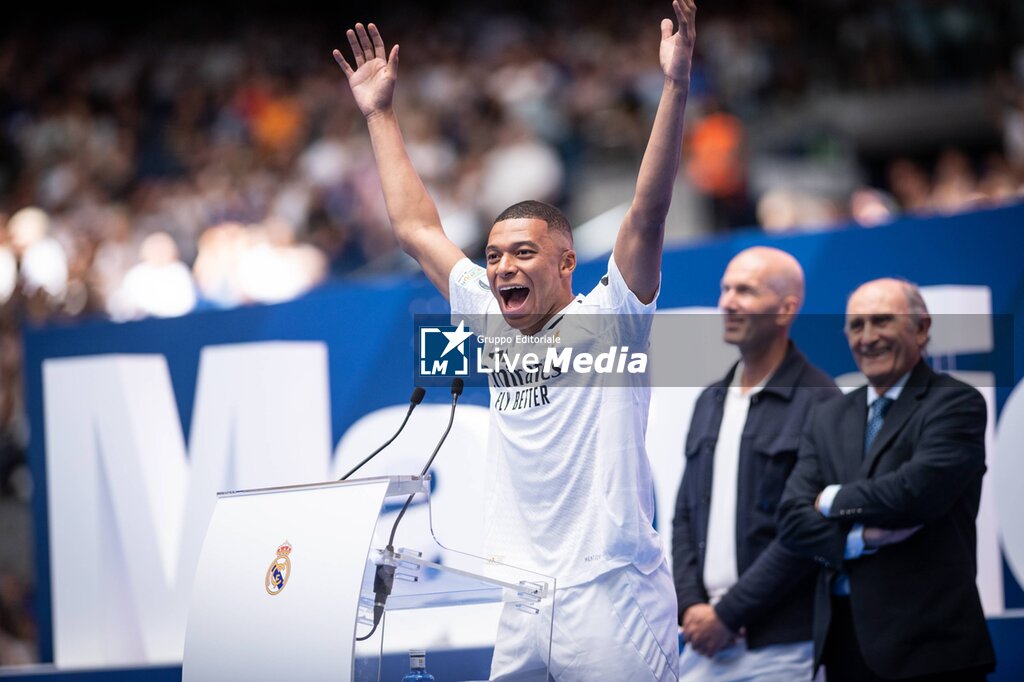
[333,23,465,299]
[613,0,696,303]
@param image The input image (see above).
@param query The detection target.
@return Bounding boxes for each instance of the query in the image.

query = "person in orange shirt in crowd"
[685,98,753,231]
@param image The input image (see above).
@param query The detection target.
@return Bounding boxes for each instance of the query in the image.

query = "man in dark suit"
[672,246,839,680]
[778,277,996,681]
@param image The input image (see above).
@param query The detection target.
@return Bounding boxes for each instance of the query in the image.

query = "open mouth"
[499,285,531,313]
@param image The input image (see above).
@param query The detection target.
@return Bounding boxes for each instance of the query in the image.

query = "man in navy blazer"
[672,247,839,680]
[778,278,996,681]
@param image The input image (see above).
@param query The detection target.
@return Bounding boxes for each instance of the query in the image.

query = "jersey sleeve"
[448,257,496,320]
[594,254,659,315]
[583,254,659,348]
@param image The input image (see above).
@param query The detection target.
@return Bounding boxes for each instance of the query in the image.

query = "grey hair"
[900,279,931,353]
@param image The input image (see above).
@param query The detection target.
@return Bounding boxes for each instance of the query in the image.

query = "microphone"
[387,379,462,551]
[339,387,426,481]
[416,379,463,477]
[356,379,463,642]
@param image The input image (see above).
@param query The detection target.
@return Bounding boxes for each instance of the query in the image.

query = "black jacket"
[777,360,996,678]
[672,341,840,650]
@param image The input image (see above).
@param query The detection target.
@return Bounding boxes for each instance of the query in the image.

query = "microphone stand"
[356,379,463,642]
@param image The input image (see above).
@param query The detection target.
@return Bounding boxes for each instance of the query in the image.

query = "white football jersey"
[449,256,664,587]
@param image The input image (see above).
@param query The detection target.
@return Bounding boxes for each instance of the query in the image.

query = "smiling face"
[485,217,576,334]
[718,248,801,353]
[845,279,930,392]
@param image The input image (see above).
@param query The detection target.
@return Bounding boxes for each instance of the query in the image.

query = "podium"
[182,475,555,681]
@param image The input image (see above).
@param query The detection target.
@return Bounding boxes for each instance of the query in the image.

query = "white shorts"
[489,561,680,682]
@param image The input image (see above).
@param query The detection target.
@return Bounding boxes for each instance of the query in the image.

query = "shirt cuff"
[818,484,841,517]
[845,524,865,560]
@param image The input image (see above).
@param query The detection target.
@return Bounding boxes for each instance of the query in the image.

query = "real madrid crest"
[265,541,292,596]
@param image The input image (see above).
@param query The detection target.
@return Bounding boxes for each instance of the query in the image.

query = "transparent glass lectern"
[182,475,554,682]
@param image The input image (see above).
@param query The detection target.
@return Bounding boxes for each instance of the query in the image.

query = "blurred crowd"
[1,0,1024,664]
[753,146,1024,234]
[0,1,1022,328]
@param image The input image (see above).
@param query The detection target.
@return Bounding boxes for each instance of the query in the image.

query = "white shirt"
[865,376,907,411]
[448,255,663,587]
[703,364,768,603]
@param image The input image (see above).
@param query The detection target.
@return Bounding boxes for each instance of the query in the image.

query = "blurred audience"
[112,231,196,320]
[0,0,1018,332]
[754,148,1024,235]
[684,99,752,232]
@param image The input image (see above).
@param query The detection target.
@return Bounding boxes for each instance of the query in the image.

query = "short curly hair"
[493,200,573,244]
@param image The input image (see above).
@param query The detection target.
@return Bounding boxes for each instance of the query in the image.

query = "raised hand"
[660,0,697,85]
[332,23,399,119]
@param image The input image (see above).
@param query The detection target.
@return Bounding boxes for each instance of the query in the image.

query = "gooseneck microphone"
[387,379,462,576]
[356,379,463,642]
[339,387,426,481]
[416,380,463,476]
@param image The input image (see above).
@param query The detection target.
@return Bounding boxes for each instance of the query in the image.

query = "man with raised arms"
[334,3,696,679]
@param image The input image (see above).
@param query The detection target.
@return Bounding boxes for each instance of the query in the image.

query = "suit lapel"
[860,361,932,477]
[839,388,867,483]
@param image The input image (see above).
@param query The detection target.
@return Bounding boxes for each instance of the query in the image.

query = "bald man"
[778,278,995,681]
[672,247,840,681]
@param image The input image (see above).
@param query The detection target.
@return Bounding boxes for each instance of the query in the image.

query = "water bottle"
[401,649,435,682]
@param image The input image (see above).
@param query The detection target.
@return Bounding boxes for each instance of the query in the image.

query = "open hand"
[332,22,399,119]
[660,0,697,85]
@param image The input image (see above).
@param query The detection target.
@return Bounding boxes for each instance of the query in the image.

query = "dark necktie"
[864,396,894,454]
